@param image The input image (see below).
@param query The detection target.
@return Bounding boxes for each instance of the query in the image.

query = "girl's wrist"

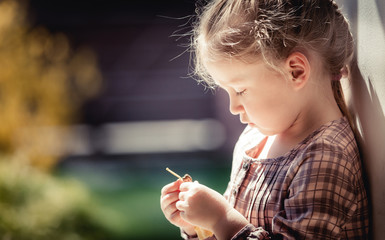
[212,208,249,240]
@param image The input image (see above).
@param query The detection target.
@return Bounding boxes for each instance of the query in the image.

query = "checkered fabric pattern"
[225,117,369,239]
[182,117,369,240]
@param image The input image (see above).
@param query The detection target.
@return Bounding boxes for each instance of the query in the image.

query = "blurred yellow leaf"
[0,0,102,171]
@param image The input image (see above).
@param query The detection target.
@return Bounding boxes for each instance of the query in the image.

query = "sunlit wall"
[337,0,385,239]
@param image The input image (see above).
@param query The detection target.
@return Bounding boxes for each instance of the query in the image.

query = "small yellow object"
[166,167,183,180]
[166,168,214,239]
[194,226,214,239]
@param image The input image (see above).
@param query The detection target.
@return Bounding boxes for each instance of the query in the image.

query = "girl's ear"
[285,52,310,90]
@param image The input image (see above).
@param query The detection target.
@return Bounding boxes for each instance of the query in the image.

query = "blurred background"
[1,0,384,239]
[0,0,244,239]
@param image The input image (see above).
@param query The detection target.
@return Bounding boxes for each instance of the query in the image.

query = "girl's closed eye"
[236,89,246,96]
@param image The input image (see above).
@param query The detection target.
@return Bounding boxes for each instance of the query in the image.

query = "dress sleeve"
[231,224,270,240]
[183,225,270,240]
[271,141,362,239]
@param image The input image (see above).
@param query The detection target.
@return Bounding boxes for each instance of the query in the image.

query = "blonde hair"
[191,0,354,127]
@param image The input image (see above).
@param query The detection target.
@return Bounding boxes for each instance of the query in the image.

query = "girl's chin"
[247,122,276,136]
[255,126,278,136]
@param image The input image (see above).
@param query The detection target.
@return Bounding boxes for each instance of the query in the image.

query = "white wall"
[338,0,385,239]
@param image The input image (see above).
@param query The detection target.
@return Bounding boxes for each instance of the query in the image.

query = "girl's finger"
[163,199,179,219]
[179,181,195,191]
[168,207,182,223]
[161,179,183,195]
[161,191,179,209]
[179,210,187,221]
[180,180,200,192]
[176,199,189,211]
[178,191,186,201]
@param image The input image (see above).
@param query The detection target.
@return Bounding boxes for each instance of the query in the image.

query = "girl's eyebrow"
[214,79,241,92]
[216,76,241,86]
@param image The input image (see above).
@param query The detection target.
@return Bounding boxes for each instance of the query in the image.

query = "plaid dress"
[182,117,369,239]
[225,117,369,239]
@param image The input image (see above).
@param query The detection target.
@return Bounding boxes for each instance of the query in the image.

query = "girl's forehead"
[206,57,266,74]
[205,59,267,85]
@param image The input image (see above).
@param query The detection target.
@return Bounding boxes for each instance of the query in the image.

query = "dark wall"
[28,0,216,125]
[28,0,244,156]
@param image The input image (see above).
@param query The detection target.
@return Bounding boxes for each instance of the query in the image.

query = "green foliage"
[0,160,121,240]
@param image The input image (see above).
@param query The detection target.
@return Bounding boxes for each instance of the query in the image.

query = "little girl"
[160,0,369,239]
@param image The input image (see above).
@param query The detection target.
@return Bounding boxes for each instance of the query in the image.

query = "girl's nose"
[229,97,244,115]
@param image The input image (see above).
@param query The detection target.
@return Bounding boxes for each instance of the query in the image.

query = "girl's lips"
[240,117,254,127]
[240,118,256,127]
[240,117,249,124]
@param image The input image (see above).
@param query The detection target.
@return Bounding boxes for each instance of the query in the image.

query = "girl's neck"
[267,80,343,159]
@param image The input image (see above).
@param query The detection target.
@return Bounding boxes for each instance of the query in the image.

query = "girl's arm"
[176,181,250,240]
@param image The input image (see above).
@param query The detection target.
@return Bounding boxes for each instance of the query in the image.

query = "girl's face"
[206,59,302,136]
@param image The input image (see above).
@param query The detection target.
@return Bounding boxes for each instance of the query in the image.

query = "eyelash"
[236,89,246,96]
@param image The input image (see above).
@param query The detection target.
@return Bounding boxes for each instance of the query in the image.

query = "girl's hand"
[176,181,232,231]
[160,180,196,235]
[176,181,249,240]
